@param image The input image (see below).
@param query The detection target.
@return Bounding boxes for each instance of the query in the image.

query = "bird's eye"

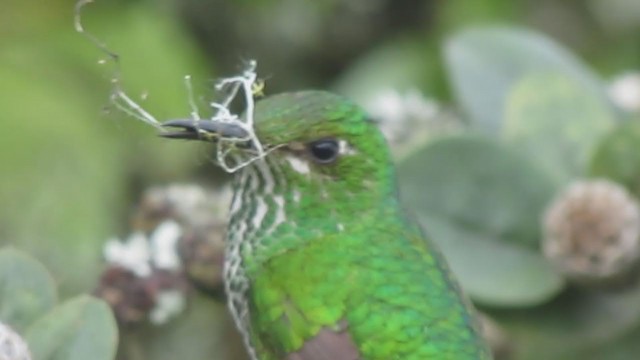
[308,139,339,164]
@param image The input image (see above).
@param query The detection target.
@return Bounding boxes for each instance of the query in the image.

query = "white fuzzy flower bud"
[543,179,640,284]
[0,322,31,360]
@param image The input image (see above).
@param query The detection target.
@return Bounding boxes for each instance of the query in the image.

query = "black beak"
[160,119,250,141]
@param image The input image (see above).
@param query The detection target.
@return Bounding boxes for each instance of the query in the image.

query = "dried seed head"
[543,179,640,284]
[0,322,31,360]
[94,266,189,326]
[97,184,230,325]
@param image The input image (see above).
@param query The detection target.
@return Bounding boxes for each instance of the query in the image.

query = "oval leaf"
[398,135,563,306]
[0,247,57,331]
[505,72,615,184]
[444,26,605,134]
[25,296,118,360]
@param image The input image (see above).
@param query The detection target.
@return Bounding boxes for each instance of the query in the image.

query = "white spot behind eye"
[338,140,357,155]
[286,155,310,174]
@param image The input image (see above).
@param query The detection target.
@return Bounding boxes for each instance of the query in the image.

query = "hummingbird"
[162,90,491,360]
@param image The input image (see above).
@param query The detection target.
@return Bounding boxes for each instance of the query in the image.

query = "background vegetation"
[1,0,639,359]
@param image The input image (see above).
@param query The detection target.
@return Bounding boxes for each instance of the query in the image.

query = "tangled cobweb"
[74,0,269,173]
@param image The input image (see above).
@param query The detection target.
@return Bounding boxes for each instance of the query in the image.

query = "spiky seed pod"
[543,179,640,284]
[0,322,31,360]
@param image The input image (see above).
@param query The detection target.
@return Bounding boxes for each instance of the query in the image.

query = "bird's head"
[162,91,402,259]
[161,90,395,197]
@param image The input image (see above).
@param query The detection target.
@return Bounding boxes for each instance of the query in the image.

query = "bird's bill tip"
[159,119,249,141]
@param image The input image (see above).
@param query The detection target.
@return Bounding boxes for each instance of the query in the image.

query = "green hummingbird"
[162,90,491,360]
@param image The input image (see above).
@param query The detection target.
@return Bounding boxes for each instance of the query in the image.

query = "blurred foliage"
[0,248,57,332]
[0,248,118,359]
[399,136,562,307]
[25,296,118,360]
[0,0,209,295]
[1,0,640,359]
[503,71,614,184]
[444,27,605,136]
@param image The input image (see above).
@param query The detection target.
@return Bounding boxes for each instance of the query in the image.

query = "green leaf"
[0,247,57,331]
[504,72,615,184]
[589,120,640,197]
[398,135,563,306]
[25,296,118,360]
[444,26,605,134]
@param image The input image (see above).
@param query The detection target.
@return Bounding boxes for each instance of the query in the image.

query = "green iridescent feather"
[250,213,488,359]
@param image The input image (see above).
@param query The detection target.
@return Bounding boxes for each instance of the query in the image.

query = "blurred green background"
[1,0,639,359]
